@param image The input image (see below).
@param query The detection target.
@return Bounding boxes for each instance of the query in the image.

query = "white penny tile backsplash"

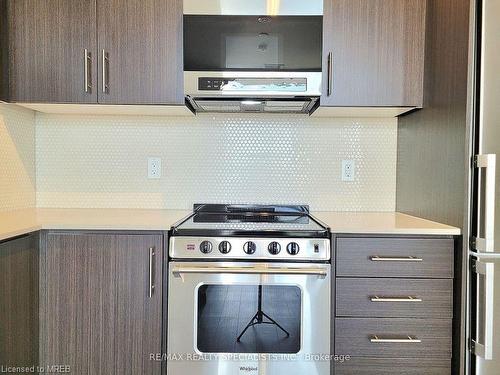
[0,104,36,211]
[35,113,397,211]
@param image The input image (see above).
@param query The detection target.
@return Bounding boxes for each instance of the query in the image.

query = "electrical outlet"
[342,159,355,181]
[148,157,162,179]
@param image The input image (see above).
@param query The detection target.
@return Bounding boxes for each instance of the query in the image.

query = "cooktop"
[170,204,330,238]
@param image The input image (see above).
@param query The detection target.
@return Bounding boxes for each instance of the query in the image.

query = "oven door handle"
[171,264,328,279]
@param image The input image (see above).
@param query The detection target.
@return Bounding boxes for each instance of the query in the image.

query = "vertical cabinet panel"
[7,0,98,103]
[0,0,8,101]
[97,0,183,104]
[40,232,163,375]
[39,233,93,373]
[322,0,426,107]
[0,234,39,368]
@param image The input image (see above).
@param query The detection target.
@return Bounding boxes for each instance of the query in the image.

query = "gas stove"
[169,204,331,261]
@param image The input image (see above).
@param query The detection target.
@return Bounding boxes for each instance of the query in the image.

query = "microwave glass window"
[184,16,322,71]
[197,284,301,353]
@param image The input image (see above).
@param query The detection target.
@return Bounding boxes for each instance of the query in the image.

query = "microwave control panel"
[198,77,230,90]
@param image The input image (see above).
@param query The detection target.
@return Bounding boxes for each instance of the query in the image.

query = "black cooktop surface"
[170,204,330,238]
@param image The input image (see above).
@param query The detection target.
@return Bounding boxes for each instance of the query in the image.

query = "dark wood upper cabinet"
[7,0,98,103]
[0,234,39,368]
[322,0,426,107]
[97,0,183,104]
[6,0,183,105]
[40,232,163,375]
[0,0,8,101]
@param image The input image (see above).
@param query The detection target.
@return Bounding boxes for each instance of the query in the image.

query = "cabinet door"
[322,0,426,107]
[0,234,38,368]
[0,0,8,101]
[40,232,163,375]
[97,0,183,104]
[7,0,98,103]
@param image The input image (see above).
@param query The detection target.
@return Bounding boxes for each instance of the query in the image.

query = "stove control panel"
[169,237,330,261]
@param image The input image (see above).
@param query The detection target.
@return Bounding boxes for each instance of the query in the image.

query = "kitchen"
[0,0,497,374]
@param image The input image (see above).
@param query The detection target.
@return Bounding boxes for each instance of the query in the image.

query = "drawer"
[335,318,452,358]
[334,357,451,375]
[336,237,454,278]
[336,278,453,318]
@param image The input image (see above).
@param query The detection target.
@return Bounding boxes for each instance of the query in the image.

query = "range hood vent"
[186,97,319,115]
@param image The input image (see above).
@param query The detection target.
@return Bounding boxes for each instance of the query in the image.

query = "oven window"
[184,16,322,71]
[197,284,301,353]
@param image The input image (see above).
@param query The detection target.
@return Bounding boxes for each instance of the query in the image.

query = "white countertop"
[0,208,190,241]
[0,208,460,242]
[314,211,461,235]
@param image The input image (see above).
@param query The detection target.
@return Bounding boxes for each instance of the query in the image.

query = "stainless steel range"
[167,204,331,375]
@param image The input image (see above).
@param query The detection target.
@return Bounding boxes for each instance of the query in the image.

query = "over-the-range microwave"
[183,0,323,114]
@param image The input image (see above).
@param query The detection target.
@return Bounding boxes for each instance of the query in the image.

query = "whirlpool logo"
[239,366,258,373]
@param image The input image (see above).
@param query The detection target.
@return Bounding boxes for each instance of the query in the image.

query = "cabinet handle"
[370,335,421,344]
[102,49,109,93]
[471,154,496,252]
[84,49,92,93]
[370,255,423,262]
[471,259,494,359]
[148,247,155,298]
[370,296,423,302]
[327,52,333,96]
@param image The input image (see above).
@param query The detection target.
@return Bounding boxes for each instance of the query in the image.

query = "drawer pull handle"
[370,335,421,343]
[370,296,423,302]
[370,255,423,262]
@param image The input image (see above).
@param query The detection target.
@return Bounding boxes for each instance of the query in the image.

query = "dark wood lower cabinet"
[0,233,39,368]
[334,357,451,375]
[335,318,452,359]
[333,235,456,375]
[39,231,163,375]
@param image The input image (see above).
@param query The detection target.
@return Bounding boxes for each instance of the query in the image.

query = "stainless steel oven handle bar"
[172,264,328,279]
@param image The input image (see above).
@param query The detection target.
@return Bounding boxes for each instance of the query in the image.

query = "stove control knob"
[286,242,300,255]
[219,241,232,254]
[243,241,257,254]
[268,241,281,255]
[199,241,213,254]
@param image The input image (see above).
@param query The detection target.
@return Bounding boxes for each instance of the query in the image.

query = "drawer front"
[336,237,454,278]
[335,357,451,375]
[336,278,453,318]
[335,318,452,358]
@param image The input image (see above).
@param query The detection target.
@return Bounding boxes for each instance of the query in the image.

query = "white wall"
[35,113,397,211]
[0,104,36,211]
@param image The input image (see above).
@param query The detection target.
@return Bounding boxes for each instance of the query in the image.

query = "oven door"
[167,261,331,375]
